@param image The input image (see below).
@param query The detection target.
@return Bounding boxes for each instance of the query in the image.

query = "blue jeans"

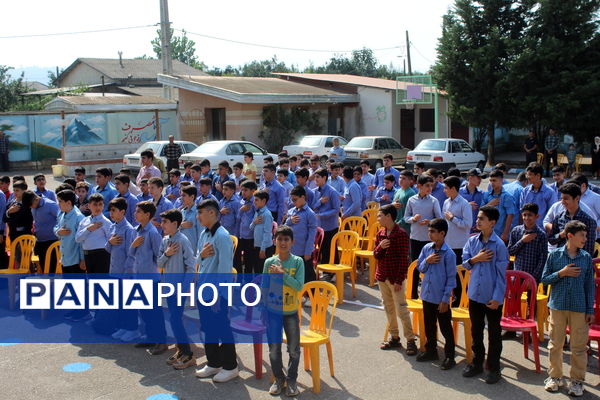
[268,312,300,382]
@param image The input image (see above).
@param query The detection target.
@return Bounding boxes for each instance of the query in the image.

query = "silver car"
[343,136,410,169]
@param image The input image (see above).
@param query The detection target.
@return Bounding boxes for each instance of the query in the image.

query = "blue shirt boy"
[129,223,162,274]
[285,204,318,258]
[219,193,241,238]
[105,218,136,274]
[250,206,274,252]
[417,242,457,305]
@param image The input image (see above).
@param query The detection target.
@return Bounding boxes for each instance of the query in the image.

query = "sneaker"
[269,379,285,395]
[567,380,584,397]
[111,329,127,340]
[213,367,239,383]
[462,363,484,378]
[544,377,563,392]
[416,351,439,362]
[172,354,196,370]
[166,351,182,366]
[120,330,141,342]
[146,343,168,356]
[285,380,299,397]
[405,340,418,356]
[196,365,222,378]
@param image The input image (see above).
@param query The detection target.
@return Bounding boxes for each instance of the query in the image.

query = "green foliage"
[0,66,26,112]
[47,68,64,88]
[260,105,322,152]
[152,29,207,71]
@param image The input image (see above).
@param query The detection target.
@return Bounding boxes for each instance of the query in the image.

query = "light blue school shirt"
[75,213,112,250]
[442,194,472,250]
[417,242,457,304]
[196,222,234,274]
[105,218,136,274]
[285,204,318,257]
[128,222,162,274]
[314,183,341,232]
[342,180,362,218]
[250,206,274,251]
[53,207,85,266]
[404,194,442,241]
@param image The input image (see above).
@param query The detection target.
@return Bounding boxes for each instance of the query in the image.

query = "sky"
[2,0,454,84]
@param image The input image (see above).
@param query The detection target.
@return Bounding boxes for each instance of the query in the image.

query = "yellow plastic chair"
[361,208,378,233]
[536,152,544,165]
[451,266,473,363]
[42,241,62,274]
[367,201,379,210]
[557,153,567,166]
[0,235,37,309]
[316,231,359,304]
[341,217,367,238]
[230,235,238,253]
[293,281,338,394]
[575,153,583,173]
[520,283,550,342]
[354,222,380,287]
[594,242,600,258]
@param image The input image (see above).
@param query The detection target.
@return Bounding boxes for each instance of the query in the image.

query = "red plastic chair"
[500,270,541,373]
[588,277,600,371]
[312,227,324,270]
[593,257,600,277]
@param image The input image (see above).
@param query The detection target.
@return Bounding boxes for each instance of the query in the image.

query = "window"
[243,143,266,155]
[226,143,245,155]
[325,137,334,147]
[460,141,474,152]
[134,142,161,154]
[419,108,435,132]
[414,140,447,151]
[346,137,374,148]
[450,142,461,153]
[339,137,348,146]
[299,136,322,146]
[385,138,402,149]
[375,139,389,150]
[183,143,197,153]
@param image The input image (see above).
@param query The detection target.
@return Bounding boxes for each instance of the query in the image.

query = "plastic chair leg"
[303,346,310,371]
[464,322,473,363]
[309,345,321,393]
[325,341,334,376]
[350,271,356,298]
[253,342,262,379]
[523,331,529,359]
[368,257,376,287]
[531,328,541,373]
[335,272,344,304]
[452,321,458,340]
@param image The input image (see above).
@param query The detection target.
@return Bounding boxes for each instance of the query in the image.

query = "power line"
[0,24,158,39]
[409,41,435,64]
[178,28,401,54]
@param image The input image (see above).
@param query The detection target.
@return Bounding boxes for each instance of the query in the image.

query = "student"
[353,166,368,211]
[136,150,162,186]
[21,191,59,273]
[231,162,244,188]
[307,156,320,189]
[375,174,397,206]
[461,206,509,384]
[75,181,91,217]
[278,158,296,186]
[372,153,400,189]
[95,168,117,218]
[569,173,600,243]
[190,164,202,192]
[250,190,275,271]
[277,169,294,197]
[447,167,465,186]
[179,186,201,254]
[292,168,316,210]
[147,177,174,235]
[33,174,56,202]
[549,166,566,196]
[482,170,516,242]
[197,177,219,204]
[360,160,376,202]
[114,174,139,227]
[520,163,556,227]
[75,193,112,274]
[243,151,257,182]
[213,161,233,201]
[0,175,11,201]
[172,181,190,209]
[129,201,167,355]
[165,169,181,202]
[404,174,442,298]
[566,143,577,177]
[313,168,341,264]
[263,225,304,396]
[199,159,215,182]
[288,155,299,173]
[328,162,346,196]
[181,161,194,182]
[507,203,548,284]
[284,186,318,283]
[442,176,472,261]
[158,209,196,370]
[195,199,239,382]
[329,137,346,162]
[341,166,362,219]
[392,170,416,234]
[105,197,139,342]
[374,204,418,356]
[137,178,152,202]
[236,180,257,273]
[54,189,85,272]
[0,184,5,267]
[427,169,448,207]
[119,168,142,197]
[413,162,425,176]
[416,218,456,369]
[504,171,529,229]
[5,181,33,242]
[219,181,241,238]
[541,220,595,396]
[459,168,485,233]
[260,164,286,224]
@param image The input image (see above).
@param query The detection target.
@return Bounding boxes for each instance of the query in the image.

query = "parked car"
[282,135,348,163]
[122,140,198,173]
[343,136,410,169]
[405,139,486,171]
[178,140,277,169]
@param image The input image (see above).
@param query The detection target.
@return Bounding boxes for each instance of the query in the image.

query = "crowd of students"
[0,149,598,397]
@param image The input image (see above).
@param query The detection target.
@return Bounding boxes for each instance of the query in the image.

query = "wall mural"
[0,116,30,161]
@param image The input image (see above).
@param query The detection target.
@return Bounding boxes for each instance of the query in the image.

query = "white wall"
[357,86,393,136]
[60,64,113,87]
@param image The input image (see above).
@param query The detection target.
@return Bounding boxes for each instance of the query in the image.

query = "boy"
[372,153,400,190]
[21,190,59,273]
[75,181,91,217]
[442,176,472,262]
[428,169,447,207]
[392,170,416,235]
[198,177,219,203]
[459,168,485,233]
[413,162,425,176]
[75,193,112,274]
[360,160,376,202]
[243,151,257,182]
[250,190,275,273]
[148,177,174,235]
[288,155,299,173]
[136,150,162,186]
[236,180,257,273]
[119,168,142,197]
[129,201,167,355]
[549,166,566,196]
[313,168,341,264]
[106,197,139,342]
[328,162,346,196]
[231,162,244,188]
[5,181,33,242]
[404,174,442,298]
[263,226,304,396]
[195,199,239,382]
[190,164,202,192]
[353,166,368,211]
[260,164,286,224]
[566,143,577,177]
[541,220,595,396]
[181,161,194,182]
[33,173,56,202]
[114,174,139,227]
[375,174,397,206]
[213,161,233,201]
[520,163,556,226]
[0,175,11,200]
[461,206,509,384]
[137,178,152,202]
[199,159,215,182]
[307,155,320,189]
[54,189,85,273]
[483,170,516,242]
[157,209,196,370]
[374,204,418,356]
[278,158,296,186]
[219,181,241,238]
[291,168,316,210]
[341,166,362,218]
[416,218,456,369]
[329,137,346,162]
[95,167,117,218]
[507,203,548,284]
[277,169,294,197]
[165,169,181,202]
[284,186,318,283]
[179,186,201,254]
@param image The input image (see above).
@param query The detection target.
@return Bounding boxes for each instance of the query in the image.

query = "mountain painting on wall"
[65,118,105,146]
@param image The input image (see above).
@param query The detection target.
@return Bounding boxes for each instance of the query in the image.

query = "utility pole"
[159,0,173,99]
[405,30,412,75]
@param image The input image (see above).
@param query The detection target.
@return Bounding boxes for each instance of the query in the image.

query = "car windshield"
[134,142,161,154]
[189,142,224,154]
[414,140,446,151]
[346,137,374,148]
[299,136,322,146]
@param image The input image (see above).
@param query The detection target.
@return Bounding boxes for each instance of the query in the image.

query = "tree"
[260,105,322,152]
[313,48,399,78]
[433,0,531,164]
[47,67,65,88]
[0,66,26,112]
[152,29,207,70]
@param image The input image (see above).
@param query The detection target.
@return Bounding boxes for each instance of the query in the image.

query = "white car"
[178,140,277,169]
[282,135,347,163]
[406,139,486,171]
[122,140,198,172]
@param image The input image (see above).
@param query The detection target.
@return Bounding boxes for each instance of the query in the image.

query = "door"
[207,108,226,140]
[449,141,465,169]
[385,138,407,164]
[225,142,245,164]
[243,142,269,168]
[459,140,478,168]
[400,109,415,149]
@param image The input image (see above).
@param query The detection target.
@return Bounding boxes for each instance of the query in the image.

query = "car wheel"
[477,160,485,171]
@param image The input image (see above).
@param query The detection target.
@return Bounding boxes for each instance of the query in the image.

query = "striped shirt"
[548,207,597,256]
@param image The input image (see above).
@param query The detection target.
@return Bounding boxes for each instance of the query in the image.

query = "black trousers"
[303,257,316,283]
[410,239,429,299]
[166,159,179,171]
[270,210,278,224]
[199,304,237,370]
[167,296,192,355]
[253,246,275,274]
[469,299,503,371]
[423,300,455,358]
[0,235,8,269]
[525,151,537,166]
[35,240,58,274]
[62,263,85,274]
[451,248,463,308]
[84,249,110,274]
[320,228,338,264]
[545,151,558,176]
[236,238,254,274]
[0,153,9,172]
